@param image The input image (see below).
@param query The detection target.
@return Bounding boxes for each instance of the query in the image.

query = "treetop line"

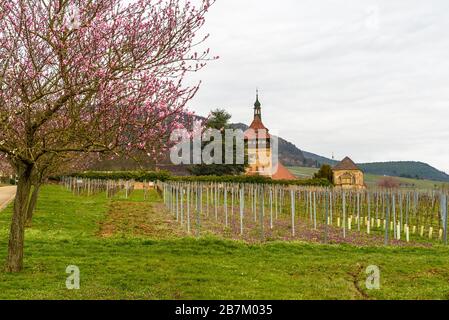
[170,123,278,167]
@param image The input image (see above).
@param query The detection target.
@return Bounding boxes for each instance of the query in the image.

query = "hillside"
[230,123,316,167]
[89,118,449,183]
[302,151,337,166]
[231,123,449,182]
[298,155,449,183]
[359,161,449,182]
[288,166,447,190]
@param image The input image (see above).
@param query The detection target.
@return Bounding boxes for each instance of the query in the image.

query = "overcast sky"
[186,0,449,173]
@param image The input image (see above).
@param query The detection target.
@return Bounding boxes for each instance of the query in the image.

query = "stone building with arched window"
[333,156,366,190]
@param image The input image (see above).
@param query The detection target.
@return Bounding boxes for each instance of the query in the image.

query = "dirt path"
[0,186,17,211]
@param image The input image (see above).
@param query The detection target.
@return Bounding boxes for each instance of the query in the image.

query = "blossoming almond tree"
[0,0,215,272]
[25,151,101,225]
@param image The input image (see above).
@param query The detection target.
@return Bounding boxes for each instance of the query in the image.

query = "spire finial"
[254,88,261,108]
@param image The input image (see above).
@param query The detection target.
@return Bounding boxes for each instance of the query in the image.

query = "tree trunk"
[26,183,41,225]
[6,163,33,273]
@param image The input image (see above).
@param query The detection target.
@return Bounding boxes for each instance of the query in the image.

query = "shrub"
[62,171,331,186]
[313,164,334,184]
[67,170,172,182]
[377,176,401,189]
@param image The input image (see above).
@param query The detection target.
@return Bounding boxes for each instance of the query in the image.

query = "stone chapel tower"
[244,91,273,176]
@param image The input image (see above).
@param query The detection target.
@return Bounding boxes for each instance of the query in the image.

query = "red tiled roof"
[272,163,297,180]
[248,117,267,130]
[244,118,270,140]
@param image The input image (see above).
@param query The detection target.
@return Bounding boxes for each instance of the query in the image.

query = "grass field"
[1,185,449,299]
[288,166,446,190]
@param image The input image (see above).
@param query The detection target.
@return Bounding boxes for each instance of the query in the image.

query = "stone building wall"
[246,144,272,177]
[333,169,365,190]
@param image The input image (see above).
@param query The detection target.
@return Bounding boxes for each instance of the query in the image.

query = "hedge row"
[64,171,332,186]
[67,170,172,182]
[169,175,332,186]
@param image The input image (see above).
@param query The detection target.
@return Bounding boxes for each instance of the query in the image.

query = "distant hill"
[230,123,449,183]
[289,166,448,190]
[230,123,315,167]
[358,162,449,182]
[302,151,337,166]
[89,117,449,183]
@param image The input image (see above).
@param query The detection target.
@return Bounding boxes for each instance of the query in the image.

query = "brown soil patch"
[97,195,432,247]
[98,200,187,239]
[168,204,432,247]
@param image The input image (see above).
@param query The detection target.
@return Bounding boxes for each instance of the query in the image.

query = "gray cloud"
[187,0,449,173]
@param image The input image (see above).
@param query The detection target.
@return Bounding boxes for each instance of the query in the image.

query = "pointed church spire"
[254,89,261,108]
[254,89,261,120]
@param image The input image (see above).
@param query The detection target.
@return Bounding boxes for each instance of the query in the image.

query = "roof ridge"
[333,156,360,171]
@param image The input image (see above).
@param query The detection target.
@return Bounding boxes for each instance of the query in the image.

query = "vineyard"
[62,177,449,247]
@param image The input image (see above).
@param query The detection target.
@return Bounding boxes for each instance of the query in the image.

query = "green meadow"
[1,185,449,300]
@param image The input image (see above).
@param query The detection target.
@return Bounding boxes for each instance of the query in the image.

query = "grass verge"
[0,185,448,299]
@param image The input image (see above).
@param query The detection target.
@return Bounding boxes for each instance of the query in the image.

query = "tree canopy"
[0,0,215,272]
[313,164,334,183]
[189,109,247,176]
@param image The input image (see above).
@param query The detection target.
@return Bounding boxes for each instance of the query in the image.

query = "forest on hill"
[88,121,449,183]
[232,123,449,182]
[358,162,449,182]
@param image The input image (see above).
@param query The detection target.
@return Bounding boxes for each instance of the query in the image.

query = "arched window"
[340,172,354,185]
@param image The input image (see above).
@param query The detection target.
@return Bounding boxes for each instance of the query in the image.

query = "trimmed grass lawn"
[1,185,449,300]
